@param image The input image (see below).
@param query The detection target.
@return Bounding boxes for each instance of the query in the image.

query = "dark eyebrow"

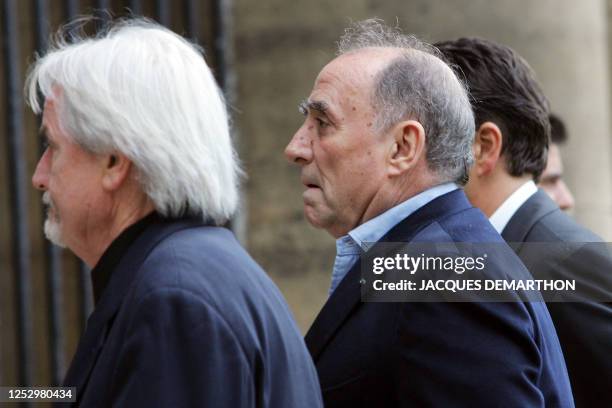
[541,173,562,182]
[298,99,332,118]
[39,124,55,149]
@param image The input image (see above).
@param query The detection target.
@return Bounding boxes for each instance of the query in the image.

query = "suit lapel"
[305,189,473,360]
[62,315,112,403]
[502,190,559,251]
[305,259,363,360]
[63,216,208,402]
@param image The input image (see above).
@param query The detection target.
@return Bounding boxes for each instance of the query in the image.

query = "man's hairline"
[303,45,452,137]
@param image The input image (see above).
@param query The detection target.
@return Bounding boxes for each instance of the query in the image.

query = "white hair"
[26,18,240,224]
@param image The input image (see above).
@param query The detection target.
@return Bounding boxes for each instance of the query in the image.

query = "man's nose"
[558,181,575,211]
[284,124,313,165]
[32,151,49,191]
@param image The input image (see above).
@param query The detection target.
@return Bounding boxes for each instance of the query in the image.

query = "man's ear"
[388,120,426,177]
[101,152,132,191]
[472,121,503,176]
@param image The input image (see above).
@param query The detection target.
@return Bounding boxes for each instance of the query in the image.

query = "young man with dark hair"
[438,37,612,408]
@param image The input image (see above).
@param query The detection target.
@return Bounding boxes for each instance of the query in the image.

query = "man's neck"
[466,172,533,218]
[77,192,156,268]
[358,170,441,228]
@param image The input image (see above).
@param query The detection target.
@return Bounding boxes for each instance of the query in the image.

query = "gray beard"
[44,217,66,248]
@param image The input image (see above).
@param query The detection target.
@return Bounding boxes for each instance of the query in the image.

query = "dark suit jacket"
[305,189,573,407]
[502,189,612,408]
[62,217,323,407]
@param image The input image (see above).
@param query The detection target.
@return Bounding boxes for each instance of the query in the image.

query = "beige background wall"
[234,0,612,331]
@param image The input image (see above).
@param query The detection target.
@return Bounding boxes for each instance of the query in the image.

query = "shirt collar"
[91,211,159,305]
[489,180,538,233]
[345,182,458,250]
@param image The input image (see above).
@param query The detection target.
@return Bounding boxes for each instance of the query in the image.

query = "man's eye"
[316,118,330,129]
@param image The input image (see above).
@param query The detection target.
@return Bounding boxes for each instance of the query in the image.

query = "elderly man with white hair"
[27,19,322,408]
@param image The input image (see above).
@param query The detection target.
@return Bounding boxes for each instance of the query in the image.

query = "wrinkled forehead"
[41,87,72,137]
[41,86,65,119]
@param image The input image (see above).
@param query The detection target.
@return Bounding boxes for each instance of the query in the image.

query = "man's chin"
[303,205,332,232]
[303,205,321,226]
[44,218,67,248]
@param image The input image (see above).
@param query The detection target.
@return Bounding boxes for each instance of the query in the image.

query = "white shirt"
[489,180,538,233]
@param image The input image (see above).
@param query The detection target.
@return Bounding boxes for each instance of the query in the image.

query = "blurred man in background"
[285,19,572,407]
[438,37,612,408]
[27,18,322,407]
[539,113,575,210]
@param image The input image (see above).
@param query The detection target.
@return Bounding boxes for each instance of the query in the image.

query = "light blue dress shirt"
[329,182,458,295]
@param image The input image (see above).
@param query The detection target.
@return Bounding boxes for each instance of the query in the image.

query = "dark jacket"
[63,216,323,407]
[306,189,574,407]
[503,189,612,408]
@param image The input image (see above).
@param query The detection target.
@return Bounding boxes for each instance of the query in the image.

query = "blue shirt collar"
[329,182,458,295]
[347,182,458,250]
